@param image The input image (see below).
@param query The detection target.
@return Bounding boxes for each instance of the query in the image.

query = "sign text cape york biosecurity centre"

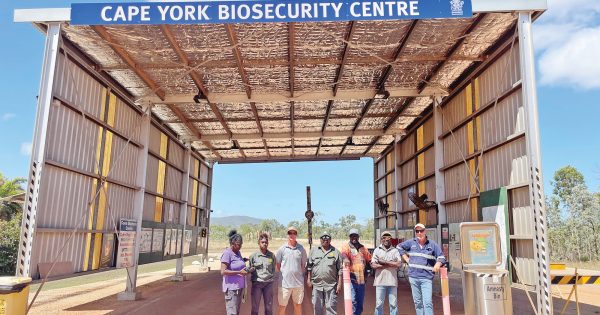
[71,0,473,25]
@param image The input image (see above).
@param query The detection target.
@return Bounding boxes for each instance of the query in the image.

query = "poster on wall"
[169,229,178,255]
[139,228,153,253]
[164,229,172,256]
[116,219,137,268]
[100,234,115,268]
[152,228,164,253]
[183,230,192,255]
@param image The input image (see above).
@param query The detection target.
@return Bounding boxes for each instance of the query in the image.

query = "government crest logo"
[450,0,464,16]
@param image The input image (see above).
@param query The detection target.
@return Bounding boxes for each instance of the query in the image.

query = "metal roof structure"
[27,12,522,163]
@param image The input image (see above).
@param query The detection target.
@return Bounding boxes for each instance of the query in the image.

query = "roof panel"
[170,24,234,62]
[236,23,289,59]
[102,25,179,65]
[294,101,328,117]
[294,65,337,91]
[347,20,413,59]
[294,22,346,59]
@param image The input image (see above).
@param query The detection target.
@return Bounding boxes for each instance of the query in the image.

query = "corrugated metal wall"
[27,51,213,278]
[392,114,437,228]
[374,42,536,288]
[374,148,396,233]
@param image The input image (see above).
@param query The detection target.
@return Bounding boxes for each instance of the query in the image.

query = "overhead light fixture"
[193,89,208,103]
[374,83,390,99]
[374,89,390,99]
[345,137,354,146]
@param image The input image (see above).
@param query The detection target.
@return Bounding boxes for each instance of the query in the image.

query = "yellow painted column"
[155,133,168,222]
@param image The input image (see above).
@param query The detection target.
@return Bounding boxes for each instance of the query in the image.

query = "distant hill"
[211,215,264,227]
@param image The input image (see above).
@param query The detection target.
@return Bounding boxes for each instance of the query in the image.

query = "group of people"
[220,223,445,315]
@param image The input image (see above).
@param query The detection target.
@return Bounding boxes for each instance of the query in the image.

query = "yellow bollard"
[0,277,32,315]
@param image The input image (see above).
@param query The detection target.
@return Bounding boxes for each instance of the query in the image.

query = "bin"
[462,269,512,315]
[0,277,32,315]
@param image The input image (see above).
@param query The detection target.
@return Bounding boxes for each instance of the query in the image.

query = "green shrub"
[0,212,21,275]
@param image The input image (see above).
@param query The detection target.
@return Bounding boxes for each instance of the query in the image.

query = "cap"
[381,231,393,238]
[320,232,331,239]
[287,226,298,233]
[348,228,360,236]
[414,223,426,230]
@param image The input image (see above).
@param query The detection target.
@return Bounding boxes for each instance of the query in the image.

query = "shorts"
[278,286,304,306]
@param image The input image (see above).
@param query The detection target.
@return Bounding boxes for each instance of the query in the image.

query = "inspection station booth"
[14,0,551,313]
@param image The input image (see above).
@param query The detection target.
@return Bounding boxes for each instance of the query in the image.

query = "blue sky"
[1,0,599,225]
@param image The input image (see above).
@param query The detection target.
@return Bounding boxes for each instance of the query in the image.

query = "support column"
[118,103,152,301]
[204,162,214,266]
[17,22,61,277]
[433,97,447,224]
[393,135,402,236]
[518,11,552,315]
[173,144,191,281]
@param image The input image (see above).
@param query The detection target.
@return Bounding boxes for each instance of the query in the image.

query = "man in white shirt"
[370,231,402,315]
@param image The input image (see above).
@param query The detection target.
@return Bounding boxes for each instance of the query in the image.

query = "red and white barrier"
[440,267,451,315]
[343,266,352,315]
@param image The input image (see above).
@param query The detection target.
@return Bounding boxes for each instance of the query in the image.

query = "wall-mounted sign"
[164,229,172,256]
[71,0,473,25]
[100,234,115,268]
[139,228,153,253]
[116,219,137,268]
[152,228,164,253]
[183,230,192,255]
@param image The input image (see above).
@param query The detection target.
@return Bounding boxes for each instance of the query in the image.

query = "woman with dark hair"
[249,232,276,315]
[221,230,248,315]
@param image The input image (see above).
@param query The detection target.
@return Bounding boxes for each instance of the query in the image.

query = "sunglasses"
[288,231,298,235]
[415,229,425,233]
[320,236,331,240]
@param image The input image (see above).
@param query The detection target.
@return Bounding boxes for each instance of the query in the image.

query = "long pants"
[350,282,365,315]
[224,288,243,315]
[312,287,338,315]
[408,277,434,315]
[374,286,397,315]
[251,281,274,315]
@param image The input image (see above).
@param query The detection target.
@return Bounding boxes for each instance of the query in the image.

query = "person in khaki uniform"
[307,232,343,315]
[370,231,402,315]
[249,232,276,315]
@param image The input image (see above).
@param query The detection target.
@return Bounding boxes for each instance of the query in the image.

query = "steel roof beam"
[333,21,356,96]
[288,23,296,97]
[100,55,485,71]
[182,128,404,142]
[92,25,166,100]
[226,24,252,99]
[167,104,222,159]
[216,154,364,164]
[161,112,416,124]
[384,14,486,134]
[144,87,447,104]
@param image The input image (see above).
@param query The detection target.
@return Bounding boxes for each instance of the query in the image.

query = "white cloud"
[533,0,600,89]
[20,142,32,156]
[1,113,16,121]
[538,26,600,89]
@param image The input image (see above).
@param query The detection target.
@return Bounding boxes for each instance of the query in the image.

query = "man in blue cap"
[397,223,446,315]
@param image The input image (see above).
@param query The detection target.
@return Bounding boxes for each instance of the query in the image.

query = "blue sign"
[71,0,472,25]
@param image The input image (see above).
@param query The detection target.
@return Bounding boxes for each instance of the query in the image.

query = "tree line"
[546,166,600,262]
[210,213,374,244]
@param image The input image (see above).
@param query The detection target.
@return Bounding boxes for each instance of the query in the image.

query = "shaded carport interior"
[52,13,519,163]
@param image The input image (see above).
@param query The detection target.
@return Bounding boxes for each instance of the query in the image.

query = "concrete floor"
[53,269,600,315]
